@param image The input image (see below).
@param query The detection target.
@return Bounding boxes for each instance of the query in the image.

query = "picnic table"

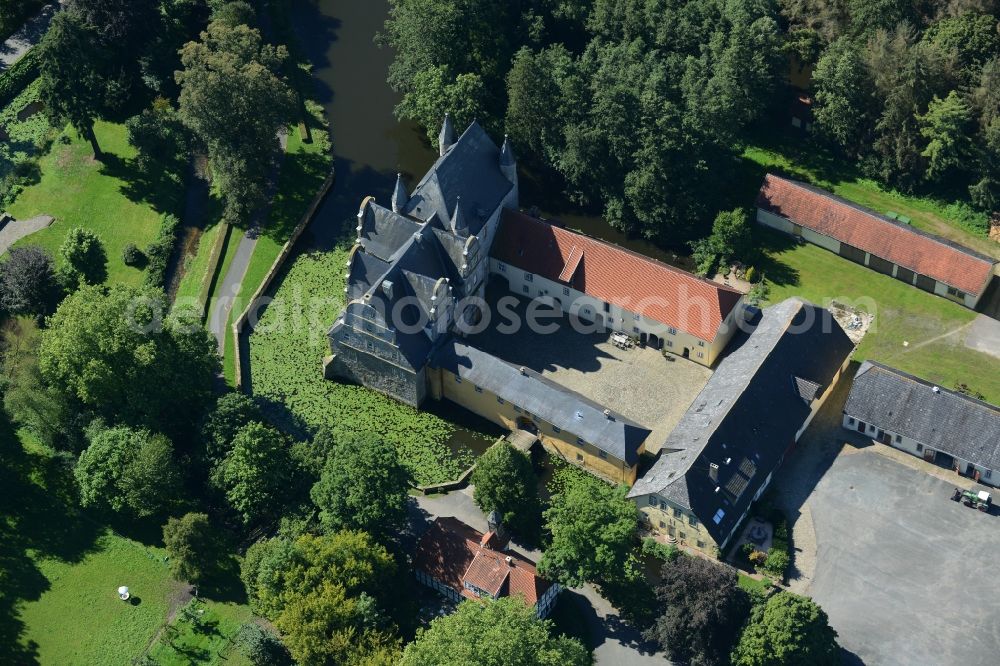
[611,332,633,350]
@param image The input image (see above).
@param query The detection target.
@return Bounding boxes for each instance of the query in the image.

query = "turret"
[391,173,408,213]
[499,134,519,203]
[439,113,456,156]
[450,196,468,236]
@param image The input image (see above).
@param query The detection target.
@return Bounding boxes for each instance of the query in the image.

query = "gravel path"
[0,214,53,253]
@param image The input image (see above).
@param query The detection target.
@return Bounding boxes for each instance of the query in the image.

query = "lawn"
[757,229,1000,404]
[248,247,475,485]
[737,573,772,594]
[738,134,998,261]
[146,598,253,666]
[7,120,182,287]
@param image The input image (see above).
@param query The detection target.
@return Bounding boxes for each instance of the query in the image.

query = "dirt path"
[0,214,53,253]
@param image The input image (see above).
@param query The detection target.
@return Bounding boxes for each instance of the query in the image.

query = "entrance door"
[649,334,660,349]
[856,421,866,433]
[682,347,690,359]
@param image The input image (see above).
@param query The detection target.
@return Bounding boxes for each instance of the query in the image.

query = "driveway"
[807,450,1000,666]
[964,314,1000,360]
[408,490,666,665]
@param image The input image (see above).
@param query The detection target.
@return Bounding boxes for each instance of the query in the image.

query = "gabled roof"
[628,298,855,545]
[404,121,514,235]
[431,341,649,465]
[845,361,1000,471]
[413,517,553,607]
[491,211,744,342]
[756,174,996,295]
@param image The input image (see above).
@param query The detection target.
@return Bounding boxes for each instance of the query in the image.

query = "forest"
[382,0,1000,245]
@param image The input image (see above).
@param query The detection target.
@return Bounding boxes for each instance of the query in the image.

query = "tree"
[125,98,191,174]
[690,208,754,276]
[216,422,294,523]
[235,623,292,666]
[200,392,264,463]
[309,433,410,541]
[162,512,225,584]
[395,66,489,142]
[177,20,296,223]
[918,90,976,184]
[731,591,840,666]
[38,11,107,157]
[400,597,589,666]
[813,37,876,154]
[470,440,540,541]
[74,423,181,517]
[38,284,219,439]
[537,465,637,587]
[644,556,750,665]
[59,228,107,287]
[0,246,62,318]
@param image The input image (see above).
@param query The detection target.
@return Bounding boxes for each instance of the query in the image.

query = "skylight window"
[713,509,725,525]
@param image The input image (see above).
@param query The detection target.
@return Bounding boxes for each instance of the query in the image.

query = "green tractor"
[951,488,993,512]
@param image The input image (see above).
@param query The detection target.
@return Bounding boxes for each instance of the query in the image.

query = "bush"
[59,227,107,286]
[763,549,789,579]
[746,280,770,306]
[121,242,144,266]
[642,537,680,563]
[745,266,758,283]
[748,550,767,567]
[235,623,291,666]
[0,47,40,107]
[144,214,180,288]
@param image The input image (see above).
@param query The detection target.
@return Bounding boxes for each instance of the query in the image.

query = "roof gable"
[491,211,744,342]
[756,174,996,295]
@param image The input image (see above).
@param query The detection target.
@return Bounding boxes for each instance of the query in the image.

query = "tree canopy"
[162,512,224,584]
[215,421,295,524]
[538,464,637,587]
[0,246,62,318]
[38,284,219,439]
[399,596,590,666]
[470,440,541,542]
[644,556,750,665]
[731,591,840,665]
[309,432,410,541]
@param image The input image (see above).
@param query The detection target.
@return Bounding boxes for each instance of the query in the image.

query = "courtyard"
[769,368,1000,666]
[467,292,713,453]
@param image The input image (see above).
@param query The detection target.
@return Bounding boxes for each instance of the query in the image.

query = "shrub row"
[0,47,40,107]
[144,214,180,289]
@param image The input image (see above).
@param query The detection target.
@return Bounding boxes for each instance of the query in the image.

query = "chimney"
[439,112,456,156]
[381,279,394,300]
[603,408,612,419]
[519,366,528,376]
[932,386,941,394]
[391,172,408,213]
[709,462,719,482]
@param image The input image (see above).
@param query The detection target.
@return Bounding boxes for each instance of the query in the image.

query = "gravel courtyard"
[468,296,712,452]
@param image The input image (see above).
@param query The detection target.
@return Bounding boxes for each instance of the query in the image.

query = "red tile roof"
[492,211,745,341]
[756,174,996,295]
[413,517,552,607]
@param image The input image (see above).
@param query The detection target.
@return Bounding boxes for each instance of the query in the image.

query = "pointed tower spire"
[499,134,519,206]
[450,196,468,235]
[439,113,456,156]
[500,134,516,167]
[391,173,408,213]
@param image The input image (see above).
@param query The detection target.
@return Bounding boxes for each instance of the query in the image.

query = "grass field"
[738,134,998,261]
[758,229,1000,403]
[7,121,182,287]
[146,598,252,666]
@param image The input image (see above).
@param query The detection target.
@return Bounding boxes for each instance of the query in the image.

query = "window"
[498,262,506,272]
[633,312,640,320]
[524,272,533,282]
[522,285,529,294]
[696,540,705,549]
[698,340,705,347]
[497,396,505,405]
[847,417,855,425]
[633,326,640,334]
[562,287,570,296]
[474,385,483,393]
[986,470,993,480]
[552,425,561,434]
[576,453,584,462]
[697,352,704,359]
[455,376,462,383]
[576,437,585,446]
[649,497,657,506]
[598,450,608,459]
[659,501,667,511]
[916,443,923,452]
[868,424,876,433]
[679,531,686,539]
[659,521,666,528]
[947,286,965,298]
[668,327,676,335]
[688,515,698,527]
[666,340,673,347]
[894,434,902,443]
[603,302,610,312]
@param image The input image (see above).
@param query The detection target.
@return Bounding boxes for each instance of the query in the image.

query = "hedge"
[144,214,181,289]
[0,47,41,108]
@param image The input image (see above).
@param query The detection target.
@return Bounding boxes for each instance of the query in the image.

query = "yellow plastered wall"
[638,502,718,555]
[435,368,640,485]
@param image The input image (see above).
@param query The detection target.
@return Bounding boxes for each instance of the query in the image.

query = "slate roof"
[431,341,650,465]
[628,298,855,545]
[844,362,1000,471]
[491,211,744,342]
[756,174,996,295]
[404,121,514,235]
[414,517,553,606]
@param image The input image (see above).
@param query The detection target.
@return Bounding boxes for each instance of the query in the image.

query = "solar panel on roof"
[725,474,749,498]
[738,457,756,478]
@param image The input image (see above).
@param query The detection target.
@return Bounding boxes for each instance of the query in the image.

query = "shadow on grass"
[264,149,331,244]
[752,227,802,289]
[97,152,186,218]
[0,416,104,664]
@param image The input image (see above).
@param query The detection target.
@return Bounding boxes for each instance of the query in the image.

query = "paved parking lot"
[807,449,1000,666]
[468,294,711,452]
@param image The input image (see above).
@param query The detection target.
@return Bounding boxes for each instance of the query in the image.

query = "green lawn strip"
[737,573,772,594]
[759,232,1000,403]
[7,121,181,286]
[740,138,998,260]
[173,221,226,305]
[145,598,253,666]
[18,531,176,665]
[248,249,468,485]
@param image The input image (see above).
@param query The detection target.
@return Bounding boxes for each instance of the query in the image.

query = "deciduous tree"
[58,228,107,287]
[470,440,540,542]
[731,591,840,665]
[162,512,223,584]
[215,421,294,524]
